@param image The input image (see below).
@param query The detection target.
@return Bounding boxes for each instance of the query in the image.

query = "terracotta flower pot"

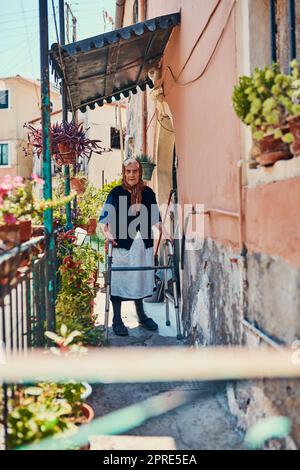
[80,403,94,424]
[86,218,97,235]
[71,403,94,426]
[70,177,87,195]
[54,142,77,166]
[287,115,300,156]
[19,220,32,243]
[0,224,21,247]
[256,134,292,166]
[31,225,44,236]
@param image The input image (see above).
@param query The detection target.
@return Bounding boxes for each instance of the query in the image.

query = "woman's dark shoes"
[113,322,129,336]
[139,317,158,331]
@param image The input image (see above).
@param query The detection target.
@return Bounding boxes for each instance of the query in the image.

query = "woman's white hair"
[123,158,139,166]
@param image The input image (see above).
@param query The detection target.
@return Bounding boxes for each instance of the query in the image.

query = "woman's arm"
[99,222,118,247]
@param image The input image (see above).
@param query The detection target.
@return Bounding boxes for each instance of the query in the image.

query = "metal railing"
[0,235,53,449]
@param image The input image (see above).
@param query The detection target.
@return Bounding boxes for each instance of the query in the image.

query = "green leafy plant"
[7,399,76,449]
[74,182,103,226]
[56,245,103,346]
[98,178,122,206]
[232,60,300,142]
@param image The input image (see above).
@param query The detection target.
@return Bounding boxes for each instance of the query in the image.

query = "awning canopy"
[50,13,180,113]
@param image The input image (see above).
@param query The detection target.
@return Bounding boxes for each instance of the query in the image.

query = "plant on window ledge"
[232,61,300,166]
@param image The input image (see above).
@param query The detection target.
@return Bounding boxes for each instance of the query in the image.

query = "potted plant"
[232,63,299,166]
[56,243,103,346]
[135,154,156,180]
[74,182,103,234]
[24,121,109,167]
[0,174,45,247]
[70,172,88,195]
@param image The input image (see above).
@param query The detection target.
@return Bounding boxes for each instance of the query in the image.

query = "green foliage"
[56,244,103,346]
[7,399,76,449]
[98,178,122,206]
[232,60,300,142]
[7,325,92,449]
[232,75,253,121]
[135,154,154,164]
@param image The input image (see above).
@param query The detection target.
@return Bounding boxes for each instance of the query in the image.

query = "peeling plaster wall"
[182,239,242,346]
[183,239,300,448]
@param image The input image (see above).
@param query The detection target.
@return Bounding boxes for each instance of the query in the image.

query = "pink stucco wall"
[147,1,241,239]
[145,0,300,267]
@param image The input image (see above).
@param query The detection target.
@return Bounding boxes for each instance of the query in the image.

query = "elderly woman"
[99,158,168,336]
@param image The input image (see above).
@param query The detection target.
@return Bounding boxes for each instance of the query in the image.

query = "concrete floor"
[89,283,245,450]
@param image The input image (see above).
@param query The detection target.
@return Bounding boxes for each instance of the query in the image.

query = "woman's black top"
[99,185,161,250]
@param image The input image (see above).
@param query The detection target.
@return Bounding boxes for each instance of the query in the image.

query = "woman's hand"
[104,234,118,253]
[100,224,118,252]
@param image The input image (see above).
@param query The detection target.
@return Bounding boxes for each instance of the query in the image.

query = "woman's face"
[124,163,140,187]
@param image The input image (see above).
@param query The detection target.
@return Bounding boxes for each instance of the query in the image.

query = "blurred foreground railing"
[0,346,299,450]
[0,236,51,449]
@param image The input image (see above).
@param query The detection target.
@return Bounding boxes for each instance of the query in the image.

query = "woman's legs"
[134,299,148,322]
[111,296,128,336]
[134,299,158,331]
[111,296,158,334]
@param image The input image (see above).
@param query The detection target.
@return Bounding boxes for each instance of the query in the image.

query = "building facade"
[118,0,300,448]
[0,76,61,179]
[0,76,125,188]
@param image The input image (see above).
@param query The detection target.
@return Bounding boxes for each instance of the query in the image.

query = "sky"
[0,0,116,82]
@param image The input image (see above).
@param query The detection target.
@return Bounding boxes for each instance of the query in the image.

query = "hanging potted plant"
[135,154,156,180]
[24,121,110,167]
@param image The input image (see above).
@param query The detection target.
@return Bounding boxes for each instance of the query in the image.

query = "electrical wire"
[162,0,236,91]
[51,0,75,114]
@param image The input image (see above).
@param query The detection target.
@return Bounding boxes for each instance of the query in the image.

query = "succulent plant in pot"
[24,121,110,166]
[232,62,300,166]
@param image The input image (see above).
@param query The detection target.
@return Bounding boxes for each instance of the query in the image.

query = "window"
[0,143,9,166]
[0,90,9,109]
[111,127,124,149]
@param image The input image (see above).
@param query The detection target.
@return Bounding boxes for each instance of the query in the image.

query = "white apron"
[110,231,155,299]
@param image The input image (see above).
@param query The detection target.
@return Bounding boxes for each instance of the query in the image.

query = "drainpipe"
[270,0,277,63]
[288,0,296,62]
[115,1,125,28]
[237,161,248,336]
[139,0,147,155]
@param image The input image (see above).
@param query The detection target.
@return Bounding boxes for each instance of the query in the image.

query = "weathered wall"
[182,239,242,347]
[122,0,300,447]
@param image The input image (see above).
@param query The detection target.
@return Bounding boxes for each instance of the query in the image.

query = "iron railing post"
[39,0,56,332]
[59,0,72,230]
